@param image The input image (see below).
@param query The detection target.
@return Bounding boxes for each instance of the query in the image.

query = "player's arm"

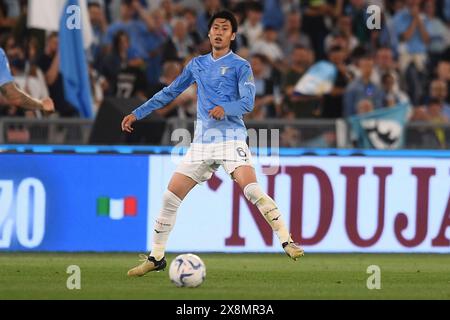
[0,82,54,112]
[218,63,256,117]
[122,61,195,132]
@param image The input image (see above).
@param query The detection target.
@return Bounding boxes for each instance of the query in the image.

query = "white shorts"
[175,140,254,184]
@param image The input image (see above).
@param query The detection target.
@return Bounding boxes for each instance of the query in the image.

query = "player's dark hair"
[208,10,238,34]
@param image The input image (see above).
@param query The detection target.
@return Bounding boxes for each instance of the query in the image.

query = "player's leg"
[127,172,197,277]
[150,173,197,260]
[232,165,304,260]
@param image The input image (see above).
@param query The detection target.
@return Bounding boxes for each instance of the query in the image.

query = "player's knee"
[243,182,265,205]
[162,190,182,212]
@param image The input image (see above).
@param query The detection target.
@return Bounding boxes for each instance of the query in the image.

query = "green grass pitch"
[0,253,449,299]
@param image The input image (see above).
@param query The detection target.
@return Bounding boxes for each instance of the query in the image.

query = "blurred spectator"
[283,47,322,118]
[182,7,204,47]
[1,33,17,55]
[435,60,450,104]
[423,0,450,69]
[11,39,49,108]
[441,0,450,23]
[429,79,450,120]
[281,46,311,96]
[3,41,46,140]
[326,31,354,59]
[279,11,311,58]
[3,0,450,148]
[144,8,170,84]
[324,15,359,54]
[262,0,284,31]
[322,45,350,118]
[372,47,400,90]
[281,46,313,116]
[100,30,147,100]
[104,0,153,60]
[280,125,301,147]
[427,97,449,147]
[89,63,105,114]
[37,33,79,117]
[0,0,19,32]
[369,5,397,53]
[230,5,248,52]
[301,0,333,60]
[381,72,410,107]
[160,0,177,22]
[241,1,264,48]
[356,98,374,114]
[250,26,284,70]
[197,0,222,37]
[344,54,384,116]
[393,0,431,104]
[409,105,444,148]
[152,60,196,119]
[88,1,109,67]
[345,0,370,47]
[176,0,204,14]
[162,17,195,63]
[246,54,278,120]
[428,97,449,122]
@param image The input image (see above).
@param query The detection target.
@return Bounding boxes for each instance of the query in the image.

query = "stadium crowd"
[1,0,450,147]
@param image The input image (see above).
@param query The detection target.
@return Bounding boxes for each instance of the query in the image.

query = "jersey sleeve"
[220,63,255,117]
[132,60,195,120]
[0,49,14,87]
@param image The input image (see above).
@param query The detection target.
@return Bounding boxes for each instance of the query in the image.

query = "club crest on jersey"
[220,66,229,75]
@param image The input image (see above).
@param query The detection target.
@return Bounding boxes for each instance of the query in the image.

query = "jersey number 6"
[236,147,247,158]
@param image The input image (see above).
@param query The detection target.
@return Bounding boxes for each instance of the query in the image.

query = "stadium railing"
[0,117,449,149]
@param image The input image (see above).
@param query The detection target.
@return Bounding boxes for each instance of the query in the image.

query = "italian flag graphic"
[97,196,137,219]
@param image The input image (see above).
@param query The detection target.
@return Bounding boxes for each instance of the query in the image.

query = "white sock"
[150,190,182,260]
[243,182,292,245]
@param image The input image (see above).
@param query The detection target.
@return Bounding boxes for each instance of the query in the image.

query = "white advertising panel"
[147,156,450,253]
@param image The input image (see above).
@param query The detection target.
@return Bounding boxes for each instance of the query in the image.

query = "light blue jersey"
[132,51,256,143]
[0,48,14,87]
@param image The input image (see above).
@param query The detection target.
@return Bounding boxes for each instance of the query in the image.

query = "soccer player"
[122,10,304,277]
[0,48,54,112]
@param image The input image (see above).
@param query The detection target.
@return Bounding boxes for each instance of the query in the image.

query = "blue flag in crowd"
[294,61,337,96]
[348,103,411,149]
[59,0,93,118]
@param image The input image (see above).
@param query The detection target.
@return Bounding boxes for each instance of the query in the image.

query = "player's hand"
[121,114,137,133]
[209,106,225,120]
[41,97,55,113]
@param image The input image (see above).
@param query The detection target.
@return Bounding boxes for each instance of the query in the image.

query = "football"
[169,254,206,288]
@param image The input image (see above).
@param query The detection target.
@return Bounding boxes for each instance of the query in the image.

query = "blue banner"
[348,104,411,149]
[59,0,93,118]
[0,154,149,251]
